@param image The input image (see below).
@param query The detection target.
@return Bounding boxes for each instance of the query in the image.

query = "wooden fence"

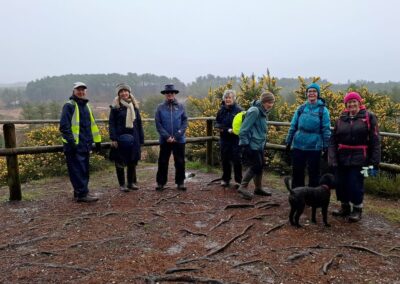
[1,117,400,201]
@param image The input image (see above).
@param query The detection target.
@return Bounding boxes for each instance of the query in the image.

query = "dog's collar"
[321,184,330,190]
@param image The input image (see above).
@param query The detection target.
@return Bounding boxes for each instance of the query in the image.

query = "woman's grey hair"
[222,89,236,101]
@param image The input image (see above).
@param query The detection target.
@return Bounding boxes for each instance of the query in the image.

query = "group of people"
[60,81,381,223]
[214,83,380,222]
[60,83,187,202]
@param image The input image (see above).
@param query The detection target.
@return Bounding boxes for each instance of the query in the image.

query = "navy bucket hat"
[161,84,179,94]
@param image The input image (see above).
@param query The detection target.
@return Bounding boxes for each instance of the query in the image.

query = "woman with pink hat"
[328,91,381,222]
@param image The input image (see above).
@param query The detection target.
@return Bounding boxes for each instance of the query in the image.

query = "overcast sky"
[1,0,399,84]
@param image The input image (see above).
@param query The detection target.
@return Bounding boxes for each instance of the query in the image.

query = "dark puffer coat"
[109,104,144,163]
[328,108,380,167]
[215,102,242,145]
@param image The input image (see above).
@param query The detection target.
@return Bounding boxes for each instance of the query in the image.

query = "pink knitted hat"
[344,92,362,104]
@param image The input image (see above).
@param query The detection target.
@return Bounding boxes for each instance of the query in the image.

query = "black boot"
[116,165,125,187]
[348,207,362,222]
[332,203,351,218]
[127,164,138,190]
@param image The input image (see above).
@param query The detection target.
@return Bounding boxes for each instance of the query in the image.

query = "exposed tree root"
[154,193,181,205]
[224,204,254,210]
[265,223,285,235]
[179,229,207,237]
[233,259,263,268]
[245,213,271,221]
[287,251,313,261]
[322,253,343,275]
[165,267,201,274]
[209,214,234,231]
[0,236,49,250]
[206,224,254,257]
[257,203,280,210]
[340,244,387,257]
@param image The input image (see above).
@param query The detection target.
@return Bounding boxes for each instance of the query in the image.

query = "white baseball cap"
[73,82,87,89]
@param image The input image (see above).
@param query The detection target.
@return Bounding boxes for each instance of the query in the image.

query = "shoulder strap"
[365,110,370,131]
[318,105,325,131]
[294,104,306,131]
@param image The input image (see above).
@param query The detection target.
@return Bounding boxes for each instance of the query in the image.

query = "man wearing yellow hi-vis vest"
[60,82,101,203]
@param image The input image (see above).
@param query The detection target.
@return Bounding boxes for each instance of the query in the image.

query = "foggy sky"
[1,0,399,84]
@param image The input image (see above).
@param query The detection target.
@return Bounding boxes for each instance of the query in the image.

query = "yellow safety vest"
[61,100,101,144]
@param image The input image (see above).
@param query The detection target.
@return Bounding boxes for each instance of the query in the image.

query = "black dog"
[284,173,335,228]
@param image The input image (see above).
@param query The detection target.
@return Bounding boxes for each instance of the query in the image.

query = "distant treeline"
[1,73,400,107]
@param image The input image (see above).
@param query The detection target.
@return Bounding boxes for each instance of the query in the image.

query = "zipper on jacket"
[170,103,173,137]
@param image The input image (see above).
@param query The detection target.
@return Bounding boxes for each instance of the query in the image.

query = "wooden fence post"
[3,123,21,201]
[206,119,213,167]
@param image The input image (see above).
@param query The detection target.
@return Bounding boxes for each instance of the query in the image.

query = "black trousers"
[156,142,185,186]
[221,143,242,183]
[291,149,321,188]
[115,162,137,186]
[65,151,90,198]
[242,148,264,175]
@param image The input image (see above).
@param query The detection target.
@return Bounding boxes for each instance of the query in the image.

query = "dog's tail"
[284,176,295,195]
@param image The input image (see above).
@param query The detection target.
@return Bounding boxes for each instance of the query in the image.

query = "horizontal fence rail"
[1,117,400,201]
[1,119,400,138]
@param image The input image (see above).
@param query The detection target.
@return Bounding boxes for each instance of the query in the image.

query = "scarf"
[112,94,137,128]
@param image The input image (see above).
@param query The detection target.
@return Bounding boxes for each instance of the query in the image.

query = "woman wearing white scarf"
[109,83,144,192]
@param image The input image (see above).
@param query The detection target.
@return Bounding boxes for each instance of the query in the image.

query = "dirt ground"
[0,164,399,284]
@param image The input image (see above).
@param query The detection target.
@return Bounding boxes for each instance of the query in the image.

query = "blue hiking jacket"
[155,99,188,144]
[285,99,331,151]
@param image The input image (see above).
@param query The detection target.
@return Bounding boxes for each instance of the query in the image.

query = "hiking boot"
[221,180,229,187]
[348,207,362,223]
[238,186,253,200]
[155,184,165,191]
[177,183,187,191]
[332,203,351,218]
[127,183,139,191]
[76,195,99,203]
[254,187,272,196]
[119,186,129,192]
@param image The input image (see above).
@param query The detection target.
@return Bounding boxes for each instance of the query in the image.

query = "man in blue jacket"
[155,84,188,191]
[60,82,101,202]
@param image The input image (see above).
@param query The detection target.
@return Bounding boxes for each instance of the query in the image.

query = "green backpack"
[232,111,246,135]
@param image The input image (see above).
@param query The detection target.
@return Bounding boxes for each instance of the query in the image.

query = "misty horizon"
[1,0,399,85]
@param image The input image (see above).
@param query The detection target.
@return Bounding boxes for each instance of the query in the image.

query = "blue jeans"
[335,166,364,205]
